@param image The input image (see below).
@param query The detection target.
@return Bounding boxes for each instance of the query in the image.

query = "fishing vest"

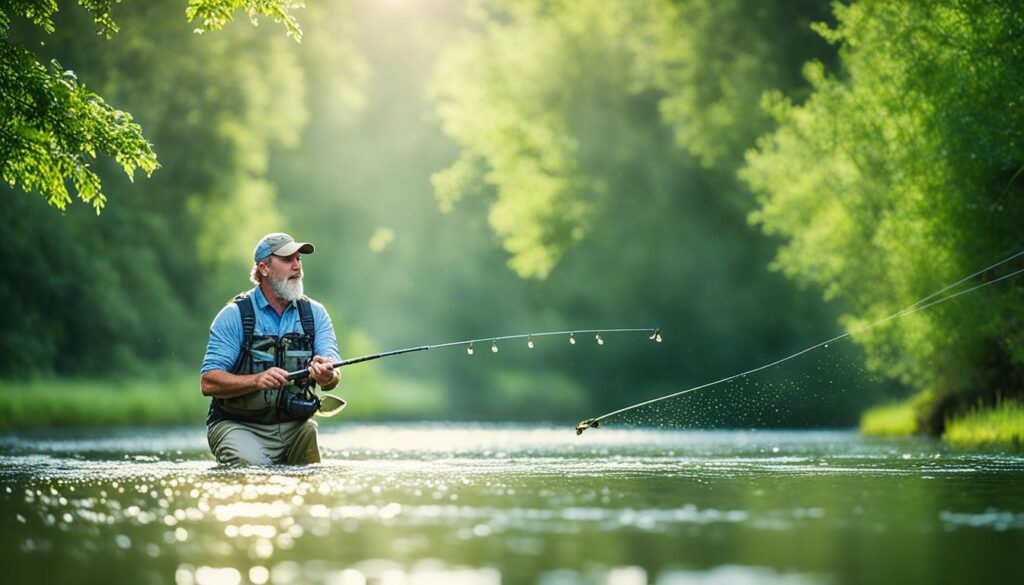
[207,291,320,425]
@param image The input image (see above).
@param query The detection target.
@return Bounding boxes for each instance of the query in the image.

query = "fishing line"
[575,249,1024,435]
[287,327,661,381]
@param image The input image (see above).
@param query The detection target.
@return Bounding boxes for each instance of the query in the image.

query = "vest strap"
[297,298,315,338]
[229,292,257,374]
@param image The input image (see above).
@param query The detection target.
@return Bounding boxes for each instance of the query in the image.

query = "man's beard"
[267,269,304,302]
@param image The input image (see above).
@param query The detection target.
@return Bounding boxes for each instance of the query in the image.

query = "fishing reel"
[281,390,347,418]
[284,392,321,418]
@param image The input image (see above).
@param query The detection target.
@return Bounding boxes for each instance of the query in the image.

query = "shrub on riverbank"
[860,399,918,436]
[944,399,1024,448]
[861,393,1024,449]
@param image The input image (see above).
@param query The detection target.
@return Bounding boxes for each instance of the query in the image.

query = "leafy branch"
[0,0,302,212]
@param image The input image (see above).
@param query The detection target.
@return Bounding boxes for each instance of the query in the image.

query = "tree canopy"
[743,0,1024,430]
[0,0,301,212]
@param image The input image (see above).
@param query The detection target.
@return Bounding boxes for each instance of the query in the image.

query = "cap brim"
[274,241,315,256]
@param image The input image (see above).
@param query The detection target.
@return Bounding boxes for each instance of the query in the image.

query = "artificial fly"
[575,247,1024,435]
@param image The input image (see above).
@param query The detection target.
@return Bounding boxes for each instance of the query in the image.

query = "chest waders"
[207,292,320,425]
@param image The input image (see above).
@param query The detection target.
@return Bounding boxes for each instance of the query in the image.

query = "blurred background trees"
[3,0,1021,430]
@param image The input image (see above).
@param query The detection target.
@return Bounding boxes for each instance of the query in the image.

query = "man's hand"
[308,355,339,389]
[201,368,291,398]
[254,367,291,389]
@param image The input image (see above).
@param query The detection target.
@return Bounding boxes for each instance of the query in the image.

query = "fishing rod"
[286,327,662,382]
[576,248,1024,435]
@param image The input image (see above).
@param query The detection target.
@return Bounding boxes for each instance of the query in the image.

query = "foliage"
[643,0,832,177]
[432,0,833,278]
[431,0,615,279]
[186,0,304,41]
[0,369,442,428]
[0,0,323,376]
[0,0,301,213]
[743,0,1024,425]
[859,397,917,436]
[1,1,155,212]
[0,373,206,428]
[426,0,877,424]
[944,398,1024,448]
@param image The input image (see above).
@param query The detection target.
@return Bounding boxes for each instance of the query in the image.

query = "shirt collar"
[251,286,295,312]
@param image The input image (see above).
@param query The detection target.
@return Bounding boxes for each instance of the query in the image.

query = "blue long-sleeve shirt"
[201,286,340,374]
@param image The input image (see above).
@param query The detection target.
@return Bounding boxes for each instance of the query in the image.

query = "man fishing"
[200,233,341,465]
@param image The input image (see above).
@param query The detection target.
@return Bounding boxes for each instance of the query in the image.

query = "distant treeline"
[3,0,1021,430]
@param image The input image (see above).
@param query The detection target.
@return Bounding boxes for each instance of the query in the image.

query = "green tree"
[0,0,301,212]
[432,0,833,279]
[429,0,877,424]
[742,0,1024,431]
[642,0,833,204]
[0,0,324,376]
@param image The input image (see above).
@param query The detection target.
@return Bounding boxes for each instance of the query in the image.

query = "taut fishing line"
[575,248,1024,435]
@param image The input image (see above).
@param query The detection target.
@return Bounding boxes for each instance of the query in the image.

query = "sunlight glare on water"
[1,424,1023,584]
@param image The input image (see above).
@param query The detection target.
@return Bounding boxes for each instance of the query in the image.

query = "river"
[1,425,1022,584]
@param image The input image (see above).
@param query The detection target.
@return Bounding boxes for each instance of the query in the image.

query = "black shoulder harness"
[228,292,315,373]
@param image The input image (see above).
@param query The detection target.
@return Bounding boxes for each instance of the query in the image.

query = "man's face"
[268,252,302,279]
[263,252,304,301]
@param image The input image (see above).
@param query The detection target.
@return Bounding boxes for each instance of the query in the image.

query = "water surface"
[1,425,1022,584]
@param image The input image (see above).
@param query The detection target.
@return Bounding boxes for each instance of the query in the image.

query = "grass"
[859,398,918,436]
[0,374,208,429]
[944,399,1024,449]
[0,371,449,429]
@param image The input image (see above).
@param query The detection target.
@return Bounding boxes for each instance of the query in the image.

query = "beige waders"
[207,418,321,466]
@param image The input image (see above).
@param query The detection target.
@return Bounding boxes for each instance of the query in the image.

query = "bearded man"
[200,233,341,465]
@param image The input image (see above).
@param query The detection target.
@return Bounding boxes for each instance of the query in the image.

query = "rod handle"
[286,345,430,381]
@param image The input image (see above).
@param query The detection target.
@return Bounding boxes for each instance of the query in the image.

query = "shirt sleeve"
[200,303,243,374]
[310,301,341,361]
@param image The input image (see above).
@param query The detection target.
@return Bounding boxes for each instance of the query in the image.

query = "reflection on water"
[1,425,1023,584]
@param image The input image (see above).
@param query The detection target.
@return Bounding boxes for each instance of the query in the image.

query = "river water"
[1,425,1021,584]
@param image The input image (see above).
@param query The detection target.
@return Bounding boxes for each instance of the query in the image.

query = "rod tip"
[575,418,600,435]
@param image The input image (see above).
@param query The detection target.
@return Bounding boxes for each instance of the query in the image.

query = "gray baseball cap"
[254,233,315,261]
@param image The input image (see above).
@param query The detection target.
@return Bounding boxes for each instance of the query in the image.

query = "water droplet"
[249,566,270,585]
[569,333,576,345]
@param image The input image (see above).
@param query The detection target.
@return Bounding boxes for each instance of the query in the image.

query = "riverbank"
[944,399,1024,448]
[0,372,445,429]
[860,395,1024,449]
